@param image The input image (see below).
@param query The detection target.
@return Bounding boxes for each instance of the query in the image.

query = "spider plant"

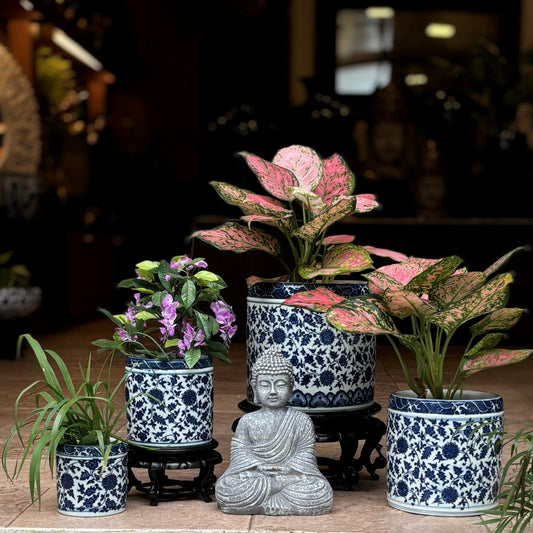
[2,333,128,508]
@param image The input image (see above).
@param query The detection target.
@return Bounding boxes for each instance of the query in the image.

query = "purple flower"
[177,321,206,355]
[171,257,208,271]
[116,327,138,342]
[211,300,237,346]
[159,294,179,340]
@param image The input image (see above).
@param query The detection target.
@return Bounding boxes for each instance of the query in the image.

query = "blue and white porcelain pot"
[56,442,128,516]
[386,390,503,516]
[247,281,376,412]
[125,356,214,448]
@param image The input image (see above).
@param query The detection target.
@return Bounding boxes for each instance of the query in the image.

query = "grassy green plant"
[1,333,128,507]
[481,426,533,532]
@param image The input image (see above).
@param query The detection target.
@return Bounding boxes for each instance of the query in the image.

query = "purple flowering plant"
[93,255,236,368]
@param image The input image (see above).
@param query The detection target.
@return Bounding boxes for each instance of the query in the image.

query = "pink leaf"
[272,145,323,193]
[192,221,281,256]
[327,297,399,335]
[313,153,355,204]
[322,234,354,245]
[355,194,380,213]
[299,244,373,279]
[364,270,405,295]
[239,151,298,201]
[247,274,289,288]
[283,287,346,312]
[382,289,436,319]
[369,257,441,288]
[461,348,533,376]
[363,246,408,262]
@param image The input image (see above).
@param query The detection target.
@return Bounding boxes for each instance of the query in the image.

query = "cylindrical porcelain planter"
[56,442,128,516]
[125,356,214,449]
[247,281,376,412]
[386,390,503,516]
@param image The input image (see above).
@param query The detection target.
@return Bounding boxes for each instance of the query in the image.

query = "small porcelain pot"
[247,281,376,412]
[56,442,128,516]
[386,390,503,516]
[125,356,214,449]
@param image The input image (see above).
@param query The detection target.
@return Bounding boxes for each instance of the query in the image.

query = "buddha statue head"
[250,350,294,407]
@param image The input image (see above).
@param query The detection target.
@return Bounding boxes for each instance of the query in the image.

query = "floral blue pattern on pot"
[125,357,213,448]
[387,391,503,516]
[56,442,128,516]
[247,282,375,412]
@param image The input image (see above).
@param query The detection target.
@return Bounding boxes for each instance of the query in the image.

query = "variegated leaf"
[483,245,530,277]
[247,274,288,288]
[322,234,354,245]
[355,193,380,213]
[313,152,355,204]
[272,145,323,193]
[238,151,298,201]
[470,307,525,336]
[192,221,281,256]
[299,244,373,279]
[430,272,485,307]
[428,273,514,335]
[367,257,441,289]
[461,348,533,376]
[362,246,408,262]
[210,181,249,209]
[288,186,326,213]
[363,270,405,295]
[407,256,463,294]
[292,196,357,243]
[382,289,436,319]
[283,287,346,312]
[465,333,504,357]
[326,296,399,335]
[239,192,295,231]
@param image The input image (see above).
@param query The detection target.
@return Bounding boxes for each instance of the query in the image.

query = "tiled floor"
[1,318,532,533]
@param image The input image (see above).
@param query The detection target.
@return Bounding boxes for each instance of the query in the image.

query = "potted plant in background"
[284,246,533,515]
[2,333,129,516]
[192,144,406,412]
[93,255,236,449]
[0,250,41,358]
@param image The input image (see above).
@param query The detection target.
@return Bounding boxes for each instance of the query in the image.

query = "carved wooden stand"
[127,440,222,506]
[234,401,386,490]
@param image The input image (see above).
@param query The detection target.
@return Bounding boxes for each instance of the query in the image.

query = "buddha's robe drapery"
[216,407,333,515]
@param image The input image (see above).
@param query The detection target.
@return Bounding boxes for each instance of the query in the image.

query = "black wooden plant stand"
[127,440,222,506]
[234,401,386,490]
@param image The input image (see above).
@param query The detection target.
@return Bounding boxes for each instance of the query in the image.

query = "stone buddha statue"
[215,350,333,515]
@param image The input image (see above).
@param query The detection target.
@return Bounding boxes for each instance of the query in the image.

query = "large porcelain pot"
[125,356,214,449]
[246,281,376,412]
[386,389,503,516]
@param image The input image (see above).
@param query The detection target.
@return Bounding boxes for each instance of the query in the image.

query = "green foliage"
[481,426,533,532]
[1,334,128,508]
[0,251,31,288]
[285,247,533,399]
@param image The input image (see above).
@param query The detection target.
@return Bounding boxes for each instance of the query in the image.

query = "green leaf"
[164,339,178,348]
[194,311,212,338]
[406,255,463,294]
[470,308,525,337]
[136,310,158,321]
[465,333,504,357]
[428,273,514,335]
[136,260,158,271]
[483,245,530,277]
[195,270,219,283]
[181,280,196,308]
[184,347,202,368]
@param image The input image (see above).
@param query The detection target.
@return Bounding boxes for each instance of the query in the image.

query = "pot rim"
[391,389,501,401]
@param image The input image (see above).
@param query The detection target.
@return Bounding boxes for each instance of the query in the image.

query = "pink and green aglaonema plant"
[284,246,533,400]
[192,144,406,284]
[92,255,236,368]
